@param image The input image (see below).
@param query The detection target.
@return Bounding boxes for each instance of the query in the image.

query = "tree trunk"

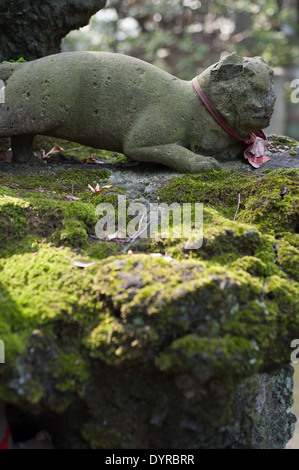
[0,0,107,62]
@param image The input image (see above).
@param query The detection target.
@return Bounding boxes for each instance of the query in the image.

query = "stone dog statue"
[0,51,275,172]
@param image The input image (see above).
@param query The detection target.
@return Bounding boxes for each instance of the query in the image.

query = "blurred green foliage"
[1,57,27,64]
[62,0,299,78]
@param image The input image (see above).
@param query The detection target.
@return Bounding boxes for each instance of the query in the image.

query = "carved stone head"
[197,53,276,137]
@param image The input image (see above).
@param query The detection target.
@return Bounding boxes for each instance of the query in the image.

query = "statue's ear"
[211,63,244,80]
[0,62,18,82]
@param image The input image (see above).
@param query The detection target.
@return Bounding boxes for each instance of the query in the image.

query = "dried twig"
[233,193,241,221]
[62,147,83,153]
[122,213,150,253]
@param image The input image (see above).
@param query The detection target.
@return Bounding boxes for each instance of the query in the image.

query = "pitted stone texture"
[234,365,296,449]
[0,52,275,172]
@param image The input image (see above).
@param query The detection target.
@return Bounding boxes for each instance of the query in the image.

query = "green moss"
[77,255,297,371]
[52,352,90,394]
[277,232,299,247]
[157,169,299,233]
[33,135,128,164]
[230,256,270,277]
[135,207,278,275]
[155,334,261,382]
[85,241,118,260]
[0,244,78,320]
[0,162,298,448]
[89,191,122,208]
[0,167,111,197]
[56,219,89,247]
[238,169,299,233]
[82,423,122,449]
[0,184,100,250]
[268,134,299,147]
[276,237,299,281]
[157,170,247,219]
[0,198,29,244]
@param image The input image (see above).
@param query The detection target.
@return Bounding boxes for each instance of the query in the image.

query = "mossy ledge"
[0,165,298,448]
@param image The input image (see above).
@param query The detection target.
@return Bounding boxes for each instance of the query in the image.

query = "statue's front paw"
[205,156,221,170]
[190,156,220,173]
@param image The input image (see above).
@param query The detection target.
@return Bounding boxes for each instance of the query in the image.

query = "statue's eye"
[211,62,219,70]
[247,103,263,113]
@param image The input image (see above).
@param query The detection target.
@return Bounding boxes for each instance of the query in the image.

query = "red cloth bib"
[0,423,10,449]
[192,77,270,168]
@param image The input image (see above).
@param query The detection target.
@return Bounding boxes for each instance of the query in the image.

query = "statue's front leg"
[124,143,220,173]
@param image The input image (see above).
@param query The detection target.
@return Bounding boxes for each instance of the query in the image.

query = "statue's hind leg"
[11,134,36,163]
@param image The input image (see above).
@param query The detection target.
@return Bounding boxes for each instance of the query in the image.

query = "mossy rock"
[157,168,299,232]
[0,165,298,448]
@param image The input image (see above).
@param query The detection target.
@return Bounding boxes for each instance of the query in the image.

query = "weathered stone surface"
[0,153,298,448]
[235,365,296,449]
[0,0,107,62]
[0,52,275,171]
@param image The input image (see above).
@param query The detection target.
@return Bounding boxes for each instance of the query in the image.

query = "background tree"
[0,0,107,62]
[62,0,299,79]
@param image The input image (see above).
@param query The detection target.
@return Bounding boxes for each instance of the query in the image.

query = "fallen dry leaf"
[74,259,96,268]
[36,186,57,194]
[150,253,173,262]
[43,146,64,158]
[105,230,122,240]
[82,154,106,164]
[60,194,81,201]
[163,256,173,262]
[88,182,102,194]
[0,149,13,163]
[88,183,113,196]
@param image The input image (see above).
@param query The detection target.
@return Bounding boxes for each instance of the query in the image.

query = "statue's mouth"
[265,82,276,114]
[251,113,270,121]
[250,89,275,124]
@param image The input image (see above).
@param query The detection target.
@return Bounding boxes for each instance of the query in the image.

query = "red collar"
[192,77,270,168]
[0,423,11,449]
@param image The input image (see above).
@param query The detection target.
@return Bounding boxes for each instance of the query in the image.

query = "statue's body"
[0,51,275,172]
